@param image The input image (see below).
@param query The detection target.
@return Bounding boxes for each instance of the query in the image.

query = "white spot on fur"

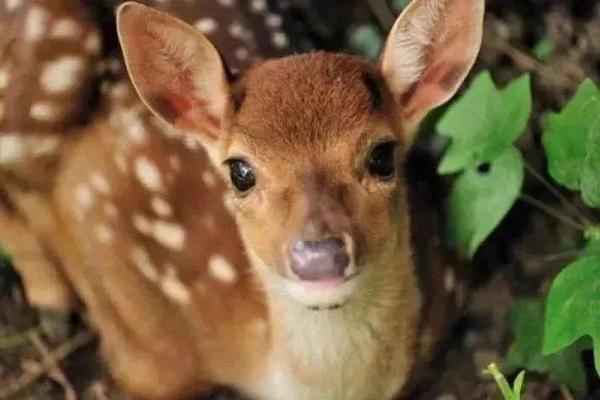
[161,265,191,304]
[0,134,24,164]
[0,67,8,90]
[40,56,85,93]
[159,121,180,138]
[84,31,101,54]
[90,172,111,194]
[107,59,121,74]
[6,0,21,11]
[132,213,153,236]
[130,246,159,282]
[265,14,282,28]
[114,152,127,173]
[195,18,218,34]
[49,18,81,39]
[153,220,186,250]
[31,136,61,157]
[110,82,129,100]
[94,224,113,244]
[151,197,173,218]
[272,31,289,48]
[133,214,186,250]
[127,116,146,144]
[30,102,58,121]
[228,22,244,38]
[184,136,201,151]
[250,0,267,12]
[201,171,216,187]
[75,184,94,210]
[208,255,237,284]
[135,156,163,191]
[235,47,250,61]
[25,7,50,42]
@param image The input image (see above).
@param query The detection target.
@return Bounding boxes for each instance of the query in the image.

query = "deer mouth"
[282,272,361,309]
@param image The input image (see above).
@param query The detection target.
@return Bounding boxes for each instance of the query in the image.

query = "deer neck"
[245,230,422,398]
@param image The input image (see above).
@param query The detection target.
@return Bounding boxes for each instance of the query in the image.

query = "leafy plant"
[544,256,600,375]
[543,79,600,208]
[438,71,531,257]
[438,72,600,390]
[485,363,526,400]
[389,0,412,12]
[446,147,524,257]
[0,247,9,269]
[346,24,383,59]
[506,298,586,392]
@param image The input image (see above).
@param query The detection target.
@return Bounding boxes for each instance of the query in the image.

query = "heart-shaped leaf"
[438,72,531,174]
[447,147,524,257]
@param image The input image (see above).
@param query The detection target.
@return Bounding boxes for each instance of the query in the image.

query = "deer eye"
[227,159,256,193]
[367,141,396,180]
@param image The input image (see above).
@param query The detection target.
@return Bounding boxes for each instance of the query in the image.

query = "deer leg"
[0,208,74,311]
[0,184,76,341]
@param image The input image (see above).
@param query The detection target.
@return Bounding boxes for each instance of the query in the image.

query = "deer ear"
[117,2,229,142]
[381,0,484,140]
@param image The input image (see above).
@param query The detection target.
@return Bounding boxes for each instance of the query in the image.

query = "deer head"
[116,0,483,311]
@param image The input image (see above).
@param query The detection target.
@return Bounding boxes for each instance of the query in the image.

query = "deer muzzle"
[289,237,350,282]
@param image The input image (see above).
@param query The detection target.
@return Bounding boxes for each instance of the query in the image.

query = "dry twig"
[29,332,77,400]
[0,330,94,400]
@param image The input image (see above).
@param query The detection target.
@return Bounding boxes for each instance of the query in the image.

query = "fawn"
[0,0,484,398]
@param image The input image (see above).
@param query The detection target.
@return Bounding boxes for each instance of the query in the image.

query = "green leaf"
[346,24,383,60]
[447,147,524,257]
[532,38,554,62]
[0,246,10,268]
[581,119,600,207]
[484,363,524,400]
[581,240,600,257]
[438,72,531,174]
[512,371,526,398]
[544,256,600,376]
[389,0,411,12]
[543,79,600,193]
[506,298,586,392]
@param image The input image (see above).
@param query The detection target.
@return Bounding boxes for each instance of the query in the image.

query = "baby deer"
[3,0,484,398]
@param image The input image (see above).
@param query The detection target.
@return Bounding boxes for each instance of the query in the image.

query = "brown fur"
[0,1,484,398]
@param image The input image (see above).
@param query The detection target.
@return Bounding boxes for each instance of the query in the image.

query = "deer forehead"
[231,53,392,153]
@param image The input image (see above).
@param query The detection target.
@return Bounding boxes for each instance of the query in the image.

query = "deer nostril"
[290,237,350,281]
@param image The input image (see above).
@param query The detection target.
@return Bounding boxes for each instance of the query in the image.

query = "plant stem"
[522,249,581,266]
[525,163,595,226]
[520,194,587,231]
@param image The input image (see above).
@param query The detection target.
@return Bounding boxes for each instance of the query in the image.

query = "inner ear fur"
[117,1,230,141]
[381,0,485,139]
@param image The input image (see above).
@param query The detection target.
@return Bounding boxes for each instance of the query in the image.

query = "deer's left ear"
[381,0,484,141]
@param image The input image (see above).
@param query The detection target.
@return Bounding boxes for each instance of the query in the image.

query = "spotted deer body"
[0,0,484,399]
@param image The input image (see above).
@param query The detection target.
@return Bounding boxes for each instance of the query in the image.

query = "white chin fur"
[283,277,360,309]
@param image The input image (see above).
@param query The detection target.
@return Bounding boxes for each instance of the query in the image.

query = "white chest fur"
[249,299,410,400]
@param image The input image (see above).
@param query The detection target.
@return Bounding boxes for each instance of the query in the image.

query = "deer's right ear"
[117,2,229,141]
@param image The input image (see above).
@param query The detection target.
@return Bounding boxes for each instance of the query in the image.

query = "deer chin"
[282,273,361,310]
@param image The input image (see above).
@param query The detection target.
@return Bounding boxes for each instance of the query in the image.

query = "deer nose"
[289,238,350,281]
